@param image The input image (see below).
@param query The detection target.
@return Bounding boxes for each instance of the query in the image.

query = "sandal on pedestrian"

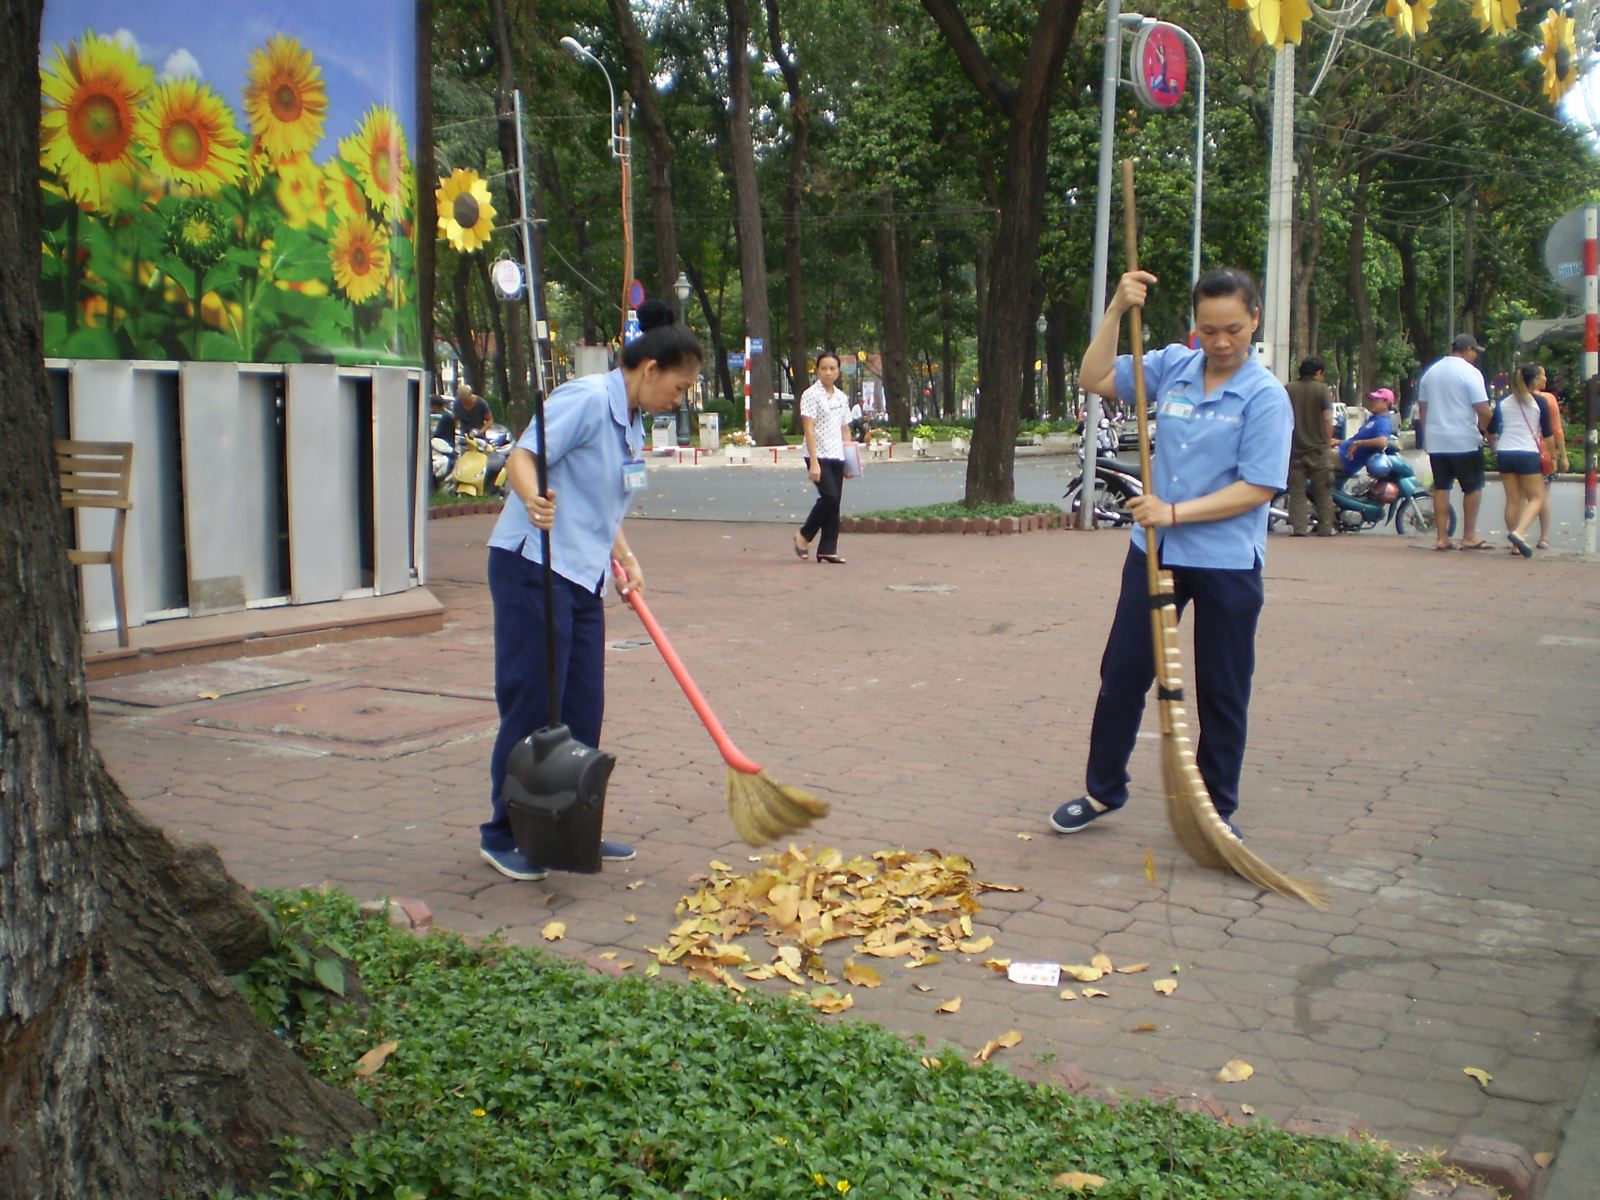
[1433,541,1456,551]
[1458,540,1494,551]
[1507,531,1533,558]
[792,533,809,560]
[1536,539,1550,549]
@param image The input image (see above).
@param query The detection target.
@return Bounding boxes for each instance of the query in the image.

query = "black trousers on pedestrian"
[1085,545,1264,822]
[800,458,846,556]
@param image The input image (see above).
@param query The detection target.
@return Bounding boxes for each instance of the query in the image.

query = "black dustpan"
[504,384,614,874]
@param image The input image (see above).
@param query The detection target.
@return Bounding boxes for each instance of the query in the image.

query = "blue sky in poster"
[41,0,417,157]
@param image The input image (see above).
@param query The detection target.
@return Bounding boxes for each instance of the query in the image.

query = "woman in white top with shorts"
[1489,363,1555,558]
[792,352,858,564]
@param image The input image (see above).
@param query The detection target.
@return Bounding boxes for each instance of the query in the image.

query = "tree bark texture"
[725,0,780,444]
[921,0,1085,505]
[872,189,912,431]
[765,0,812,404]
[607,0,681,310]
[0,9,374,1196]
[452,254,486,394]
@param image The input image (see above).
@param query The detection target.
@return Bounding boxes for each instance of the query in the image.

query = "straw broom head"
[726,766,829,846]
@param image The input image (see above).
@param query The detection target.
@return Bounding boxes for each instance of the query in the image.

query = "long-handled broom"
[610,560,828,845]
[1120,158,1326,908]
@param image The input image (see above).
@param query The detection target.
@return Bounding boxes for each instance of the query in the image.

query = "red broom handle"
[611,560,762,774]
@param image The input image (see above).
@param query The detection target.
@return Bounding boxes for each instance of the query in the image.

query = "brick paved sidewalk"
[93,515,1600,1161]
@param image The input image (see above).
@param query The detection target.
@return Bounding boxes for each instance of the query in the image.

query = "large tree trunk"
[873,189,913,430]
[922,0,1085,505]
[0,9,374,1196]
[765,0,812,404]
[452,254,486,396]
[536,147,598,344]
[607,0,680,309]
[477,254,513,409]
[726,0,780,443]
[684,258,738,413]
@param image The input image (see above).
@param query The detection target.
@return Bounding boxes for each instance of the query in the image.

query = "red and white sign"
[1130,23,1187,112]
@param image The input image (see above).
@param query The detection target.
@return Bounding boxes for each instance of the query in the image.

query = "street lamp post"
[1036,313,1048,419]
[560,36,632,344]
[674,271,693,443]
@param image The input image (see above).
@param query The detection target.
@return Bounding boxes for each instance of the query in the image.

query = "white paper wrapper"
[1006,961,1062,987]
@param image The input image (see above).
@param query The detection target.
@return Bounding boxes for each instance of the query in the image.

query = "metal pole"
[1585,205,1597,553]
[743,336,752,432]
[1082,0,1121,529]
[513,90,548,399]
[1447,199,1455,344]
[1263,45,1295,383]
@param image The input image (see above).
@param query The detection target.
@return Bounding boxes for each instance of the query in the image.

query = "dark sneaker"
[480,845,549,881]
[1049,796,1106,834]
[600,839,637,862]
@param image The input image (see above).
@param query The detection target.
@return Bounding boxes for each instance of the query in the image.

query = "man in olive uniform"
[1284,356,1337,536]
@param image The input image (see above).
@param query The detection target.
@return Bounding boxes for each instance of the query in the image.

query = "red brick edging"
[430,501,506,520]
[841,512,1069,535]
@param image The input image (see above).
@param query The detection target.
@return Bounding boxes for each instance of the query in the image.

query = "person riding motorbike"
[434,382,493,444]
[1337,388,1395,479]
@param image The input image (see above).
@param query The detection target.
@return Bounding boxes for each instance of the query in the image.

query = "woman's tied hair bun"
[636,298,676,332]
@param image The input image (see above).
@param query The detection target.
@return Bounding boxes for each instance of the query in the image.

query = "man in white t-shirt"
[1417,332,1493,551]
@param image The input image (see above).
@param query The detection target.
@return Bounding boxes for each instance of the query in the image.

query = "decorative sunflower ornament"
[1538,10,1581,106]
[435,169,497,253]
[1386,0,1438,40]
[1231,0,1312,49]
[1471,0,1519,37]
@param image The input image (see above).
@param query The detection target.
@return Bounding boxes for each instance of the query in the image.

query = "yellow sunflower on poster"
[40,29,155,212]
[435,168,497,252]
[137,77,247,194]
[1471,0,1519,36]
[1386,0,1438,40]
[242,34,327,161]
[274,153,327,228]
[329,213,390,304]
[339,105,412,223]
[1538,10,1581,105]
[1229,0,1311,49]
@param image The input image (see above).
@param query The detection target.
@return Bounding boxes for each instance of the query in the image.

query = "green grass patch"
[234,889,1409,1200]
[428,490,497,507]
[855,501,1062,521]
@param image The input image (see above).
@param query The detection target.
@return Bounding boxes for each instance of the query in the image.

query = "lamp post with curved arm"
[560,37,633,345]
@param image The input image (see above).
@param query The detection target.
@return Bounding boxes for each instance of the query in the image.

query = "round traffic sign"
[628,278,645,309]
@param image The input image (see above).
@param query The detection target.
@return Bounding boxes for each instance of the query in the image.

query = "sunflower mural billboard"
[39,2,421,366]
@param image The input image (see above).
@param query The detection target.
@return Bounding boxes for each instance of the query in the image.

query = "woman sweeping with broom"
[478,300,703,881]
[1048,265,1292,843]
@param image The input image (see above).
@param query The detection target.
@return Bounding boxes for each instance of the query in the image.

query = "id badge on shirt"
[623,457,648,491]
[1159,396,1194,420]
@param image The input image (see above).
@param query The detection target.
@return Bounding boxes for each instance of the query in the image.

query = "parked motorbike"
[430,435,458,492]
[1269,439,1454,537]
[1063,450,1143,527]
[450,423,511,498]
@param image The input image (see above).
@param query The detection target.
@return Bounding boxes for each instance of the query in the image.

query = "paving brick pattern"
[92,515,1600,1160]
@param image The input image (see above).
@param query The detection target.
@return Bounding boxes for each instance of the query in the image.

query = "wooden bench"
[55,440,134,648]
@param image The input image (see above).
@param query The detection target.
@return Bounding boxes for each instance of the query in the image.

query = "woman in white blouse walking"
[793,351,857,564]
[1490,363,1555,558]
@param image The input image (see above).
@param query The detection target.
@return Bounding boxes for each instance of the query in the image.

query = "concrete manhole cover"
[149,684,497,759]
[886,583,956,594]
[609,637,654,651]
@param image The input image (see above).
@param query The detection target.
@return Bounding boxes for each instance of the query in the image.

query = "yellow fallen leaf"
[1131,1023,1157,1033]
[935,997,963,1014]
[1240,1103,1256,1116]
[1152,978,1177,996]
[1059,988,1078,1001]
[616,961,634,970]
[920,1055,942,1069]
[980,958,1010,972]
[1091,953,1114,974]
[624,914,637,924]
[645,961,661,977]
[598,951,618,960]
[1463,1067,1492,1089]
[293,703,307,713]
[1534,1151,1555,1168]
[807,988,853,1014]
[197,690,221,700]
[1143,847,1156,883]
[956,935,994,954]
[1115,962,1149,974]
[1082,987,1109,998]
[352,1039,398,1078]
[1215,1059,1254,1084]
[627,881,645,891]
[1062,964,1103,982]
[1016,832,1033,841]
[541,921,565,941]
[843,960,883,988]
[709,860,731,871]
[1053,1170,1106,1192]
[906,953,941,969]
[974,1029,1023,1062]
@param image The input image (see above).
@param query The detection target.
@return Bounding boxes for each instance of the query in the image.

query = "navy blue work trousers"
[1085,545,1264,822]
[481,546,606,852]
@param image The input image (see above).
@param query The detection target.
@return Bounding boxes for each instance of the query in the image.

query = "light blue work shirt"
[1112,343,1291,570]
[487,369,644,593]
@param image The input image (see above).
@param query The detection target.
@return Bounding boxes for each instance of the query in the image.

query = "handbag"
[841,442,862,479]
[1515,399,1553,475]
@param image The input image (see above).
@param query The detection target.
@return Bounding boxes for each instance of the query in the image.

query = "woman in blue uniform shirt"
[1049,267,1292,839]
[480,300,703,880]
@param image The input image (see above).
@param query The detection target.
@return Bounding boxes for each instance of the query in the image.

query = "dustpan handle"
[610,559,762,774]
[532,386,559,724]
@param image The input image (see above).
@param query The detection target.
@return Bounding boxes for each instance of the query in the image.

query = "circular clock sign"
[492,258,525,300]
[1129,23,1187,112]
